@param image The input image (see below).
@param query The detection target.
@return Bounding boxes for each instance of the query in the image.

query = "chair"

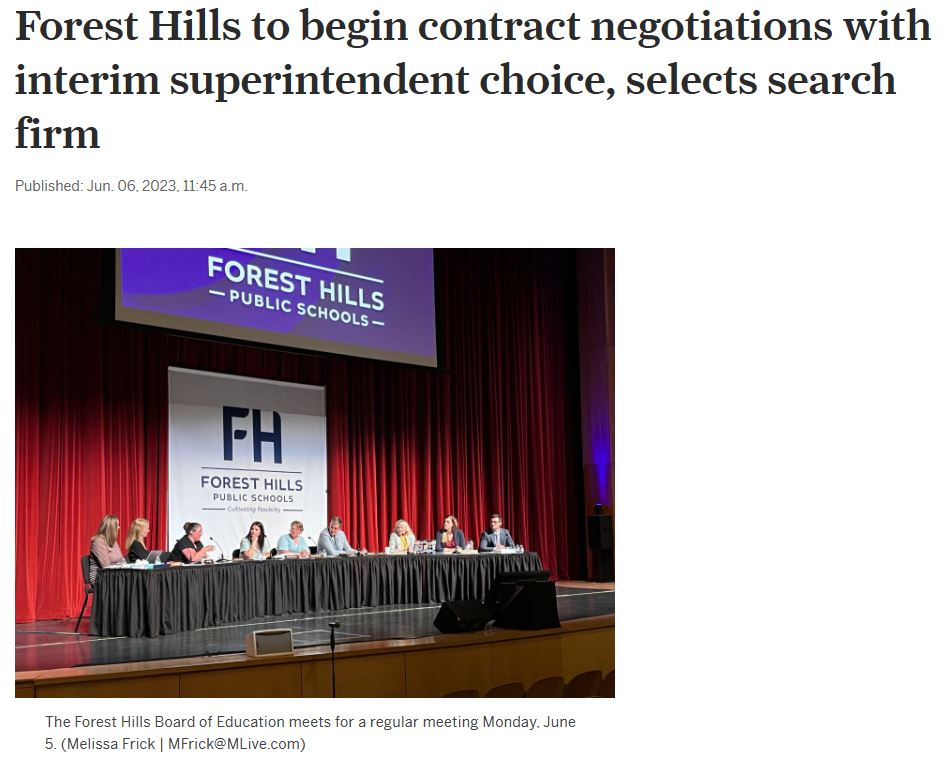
[271,548,277,558]
[74,555,94,632]
[564,670,603,698]
[442,689,478,698]
[525,676,564,698]
[485,682,524,698]
[596,670,615,697]
[232,548,240,560]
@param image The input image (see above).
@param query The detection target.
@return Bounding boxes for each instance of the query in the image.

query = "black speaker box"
[587,516,614,550]
[587,515,615,582]
[434,600,492,633]
[494,581,560,630]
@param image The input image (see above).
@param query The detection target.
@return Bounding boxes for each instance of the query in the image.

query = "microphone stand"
[327,621,340,697]
[209,537,225,562]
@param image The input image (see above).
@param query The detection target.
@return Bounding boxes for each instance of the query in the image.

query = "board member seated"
[239,521,272,561]
[318,516,365,557]
[478,514,515,552]
[125,517,151,563]
[435,515,465,551]
[89,514,125,583]
[388,519,415,552]
[276,520,310,557]
[168,522,216,563]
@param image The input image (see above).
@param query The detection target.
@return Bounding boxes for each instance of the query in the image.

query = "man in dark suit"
[479,513,515,552]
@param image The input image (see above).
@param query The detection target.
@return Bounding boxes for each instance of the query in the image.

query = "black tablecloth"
[91,553,543,638]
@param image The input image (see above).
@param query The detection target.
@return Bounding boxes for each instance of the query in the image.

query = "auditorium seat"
[74,556,94,632]
[485,682,524,698]
[596,670,615,697]
[442,689,478,698]
[525,676,564,698]
[564,670,603,698]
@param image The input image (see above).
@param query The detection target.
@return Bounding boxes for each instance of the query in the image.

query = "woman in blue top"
[239,521,272,560]
[276,520,311,557]
[435,515,466,551]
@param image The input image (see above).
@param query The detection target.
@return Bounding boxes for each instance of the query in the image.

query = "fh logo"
[222,406,282,463]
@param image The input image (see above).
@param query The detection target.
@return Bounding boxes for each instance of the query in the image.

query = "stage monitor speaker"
[434,600,492,633]
[245,629,294,657]
[494,581,560,630]
[485,570,551,615]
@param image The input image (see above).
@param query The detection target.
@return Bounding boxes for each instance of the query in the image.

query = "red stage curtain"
[15,250,583,622]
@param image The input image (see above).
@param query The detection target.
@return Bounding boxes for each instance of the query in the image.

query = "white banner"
[168,367,326,557]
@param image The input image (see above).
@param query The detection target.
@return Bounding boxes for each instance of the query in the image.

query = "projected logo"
[118,248,437,366]
[206,249,384,326]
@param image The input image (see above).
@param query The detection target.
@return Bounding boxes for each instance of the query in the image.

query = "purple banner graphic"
[117,248,437,366]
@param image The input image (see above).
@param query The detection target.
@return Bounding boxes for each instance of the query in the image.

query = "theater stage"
[15,583,614,697]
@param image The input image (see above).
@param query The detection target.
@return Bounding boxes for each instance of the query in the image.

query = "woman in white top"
[388,519,416,552]
[239,521,272,561]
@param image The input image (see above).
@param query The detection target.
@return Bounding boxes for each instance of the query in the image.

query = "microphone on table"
[209,537,225,562]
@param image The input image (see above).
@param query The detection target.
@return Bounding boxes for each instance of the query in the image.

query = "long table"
[91,552,544,638]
